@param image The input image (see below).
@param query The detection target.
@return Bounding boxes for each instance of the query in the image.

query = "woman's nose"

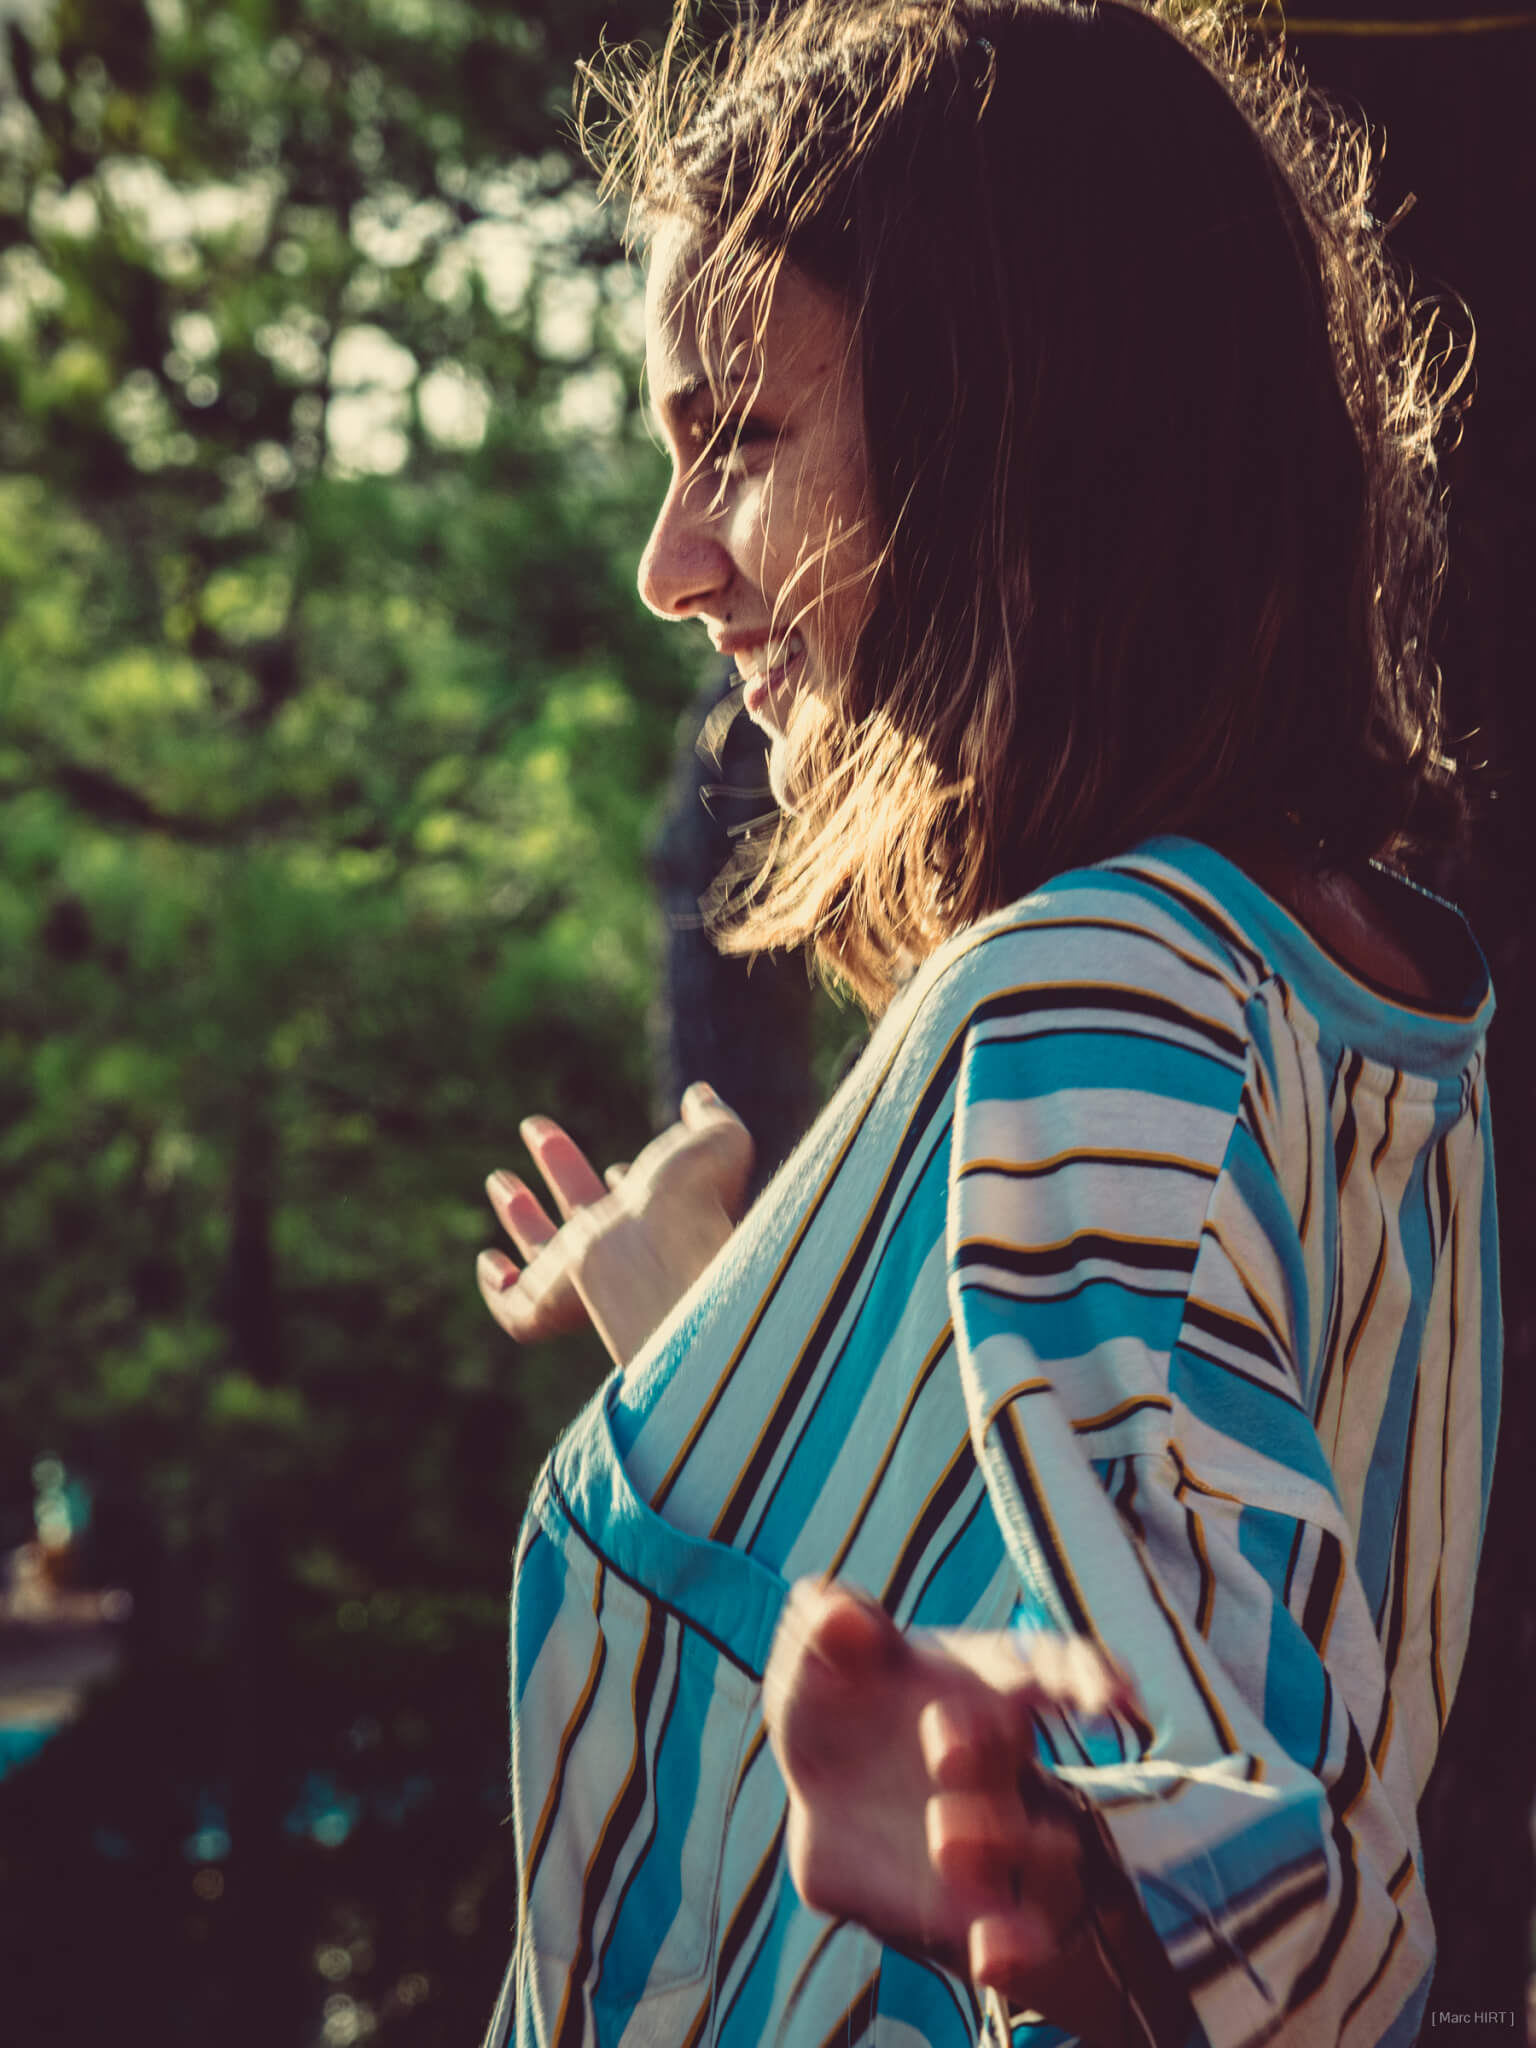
[637,479,733,620]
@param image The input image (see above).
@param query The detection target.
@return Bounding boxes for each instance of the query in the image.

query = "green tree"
[0,2,706,2040]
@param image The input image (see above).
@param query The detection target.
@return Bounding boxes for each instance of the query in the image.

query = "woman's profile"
[475,4,1499,2044]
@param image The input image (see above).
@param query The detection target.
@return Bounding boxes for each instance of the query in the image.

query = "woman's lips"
[740,647,805,726]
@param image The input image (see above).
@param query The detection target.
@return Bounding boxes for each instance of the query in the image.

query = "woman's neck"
[1238,852,1438,1005]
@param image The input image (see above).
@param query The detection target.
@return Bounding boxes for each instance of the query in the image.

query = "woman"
[476,4,1499,2044]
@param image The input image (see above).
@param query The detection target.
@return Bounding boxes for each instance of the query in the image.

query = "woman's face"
[639,223,875,805]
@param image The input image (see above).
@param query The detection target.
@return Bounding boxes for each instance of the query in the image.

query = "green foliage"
[0,1,721,2040]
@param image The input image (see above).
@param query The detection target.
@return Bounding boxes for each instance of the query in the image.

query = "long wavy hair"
[585,0,1469,1008]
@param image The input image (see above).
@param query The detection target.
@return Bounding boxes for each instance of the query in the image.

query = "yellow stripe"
[880,1434,974,1606]
[978,911,1247,1003]
[708,1039,971,1540]
[651,1003,948,1509]
[1135,1543,1240,1754]
[1071,1391,1174,1434]
[1202,1218,1293,1359]
[959,1227,1199,1260]
[980,1376,1056,1437]
[1370,1689,1396,1772]
[550,1602,663,2048]
[523,1561,607,1900]
[961,1144,1219,1181]
[826,1324,953,1579]
[1169,1445,1247,1507]
[1188,1505,1216,1636]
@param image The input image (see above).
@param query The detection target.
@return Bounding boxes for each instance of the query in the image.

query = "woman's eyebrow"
[655,375,713,435]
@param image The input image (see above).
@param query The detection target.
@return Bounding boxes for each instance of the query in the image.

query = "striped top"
[490,836,1500,2048]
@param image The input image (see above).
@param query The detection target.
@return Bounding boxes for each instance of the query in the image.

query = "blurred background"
[0,2,1528,2044]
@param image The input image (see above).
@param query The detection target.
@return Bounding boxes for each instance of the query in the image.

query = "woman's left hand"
[476,1082,754,1369]
[763,1579,1136,1991]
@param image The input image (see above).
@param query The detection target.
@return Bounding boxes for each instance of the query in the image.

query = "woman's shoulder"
[906,835,1492,1087]
[913,841,1261,1035]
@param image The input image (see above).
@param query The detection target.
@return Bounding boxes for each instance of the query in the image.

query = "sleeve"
[942,923,1435,2048]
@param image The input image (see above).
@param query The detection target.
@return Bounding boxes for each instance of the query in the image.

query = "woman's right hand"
[476,1082,755,1369]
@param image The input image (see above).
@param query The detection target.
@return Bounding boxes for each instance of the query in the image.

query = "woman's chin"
[766,735,799,812]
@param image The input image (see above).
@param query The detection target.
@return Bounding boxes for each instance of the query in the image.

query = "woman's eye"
[703,417,775,478]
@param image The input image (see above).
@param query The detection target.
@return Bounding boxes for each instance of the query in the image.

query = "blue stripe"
[963,1028,1245,1113]
[958,1276,1190,1365]
[745,1134,950,1569]
[1068,861,1255,974]
[1261,1599,1333,1774]
[875,1949,977,2046]
[1307,1055,1344,1412]
[1143,1786,1330,1941]
[510,1513,566,1708]
[715,1865,804,2048]
[906,1497,1008,1627]
[1225,1119,1312,1375]
[1169,1346,1337,1498]
[1356,1146,1435,1620]
[590,1633,717,2010]
[1476,1110,1502,1527]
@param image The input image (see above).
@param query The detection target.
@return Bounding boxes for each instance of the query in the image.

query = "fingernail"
[477,1250,518,1292]
[520,1115,556,1146]
[684,1081,717,1109]
[489,1170,523,1200]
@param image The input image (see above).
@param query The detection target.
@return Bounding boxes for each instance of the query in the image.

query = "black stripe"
[590,1625,684,1998]
[652,993,961,1513]
[1181,1495,1214,1636]
[1332,1049,1363,1190]
[956,1147,1218,1186]
[1312,1230,1347,1423]
[1181,1297,1288,1373]
[1177,1337,1308,1416]
[1430,1217,1459,1735]
[546,1464,762,1678]
[554,1611,668,2048]
[1311,1667,1334,1781]
[739,1121,953,1553]
[1381,1380,1420,1677]
[884,1446,981,1618]
[712,1049,966,1544]
[1033,1717,1065,1766]
[1131,1546,1232,1752]
[906,1485,994,1627]
[1177,1855,1331,1994]
[714,1819,787,2008]
[956,1230,1198,1280]
[1338,1219,1389,1393]
[1097,861,1268,979]
[1300,1531,1343,1653]
[1285,1718,1369,2014]
[1297,1010,1315,1245]
[994,1412,1094,1637]
[963,1273,1190,1313]
[1433,1134,1452,1262]
[1077,1393,1173,1436]
[1281,1517,1306,1607]
[1241,1090,1280,1182]
[524,1561,608,1901]
[970,980,1245,1060]
[1371,1073,1402,1175]
[826,1331,954,1579]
